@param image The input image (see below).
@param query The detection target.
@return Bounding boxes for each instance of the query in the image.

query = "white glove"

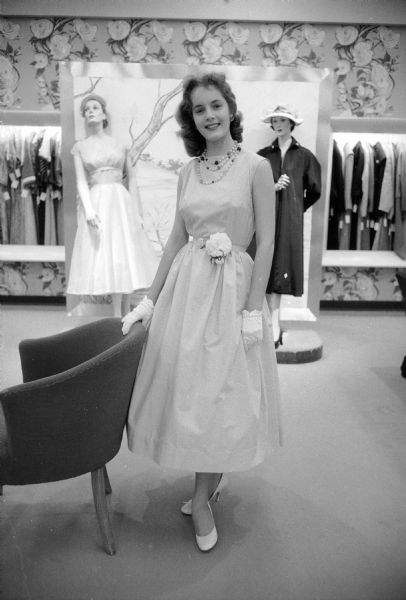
[121,296,154,335]
[241,309,263,351]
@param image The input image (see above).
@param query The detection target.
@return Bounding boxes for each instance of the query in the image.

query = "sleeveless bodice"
[179,149,264,250]
[71,136,126,187]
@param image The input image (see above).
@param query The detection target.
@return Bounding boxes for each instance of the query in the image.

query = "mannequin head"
[80,94,108,129]
[270,116,296,135]
[262,103,303,135]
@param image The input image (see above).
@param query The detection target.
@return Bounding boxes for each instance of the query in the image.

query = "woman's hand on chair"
[121,296,154,334]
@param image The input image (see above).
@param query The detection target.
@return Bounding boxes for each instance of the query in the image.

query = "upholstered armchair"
[0,317,145,555]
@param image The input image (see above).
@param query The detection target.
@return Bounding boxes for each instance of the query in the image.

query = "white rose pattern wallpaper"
[0,17,405,303]
[1,18,404,116]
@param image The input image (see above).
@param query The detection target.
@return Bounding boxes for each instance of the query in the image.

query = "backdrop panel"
[60,63,332,318]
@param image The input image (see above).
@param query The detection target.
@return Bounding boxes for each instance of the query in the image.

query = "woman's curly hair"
[175,72,243,157]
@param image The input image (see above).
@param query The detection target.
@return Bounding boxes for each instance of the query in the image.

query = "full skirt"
[127,241,282,472]
[67,182,158,295]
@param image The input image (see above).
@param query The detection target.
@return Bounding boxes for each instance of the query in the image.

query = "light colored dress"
[127,149,282,473]
[67,136,159,295]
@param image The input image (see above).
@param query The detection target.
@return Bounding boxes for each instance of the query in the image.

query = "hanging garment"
[327,139,345,249]
[350,141,365,249]
[394,141,406,259]
[0,132,9,244]
[339,141,355,250]
[358,141,371,250]
[32,130,47,244]
[8,131,25,244]
[21,180,38,245]
[19,130,37,245]
[379,142,395,217]
[43,185,57,245]
[371,142,387,246]
[50,132,64,244]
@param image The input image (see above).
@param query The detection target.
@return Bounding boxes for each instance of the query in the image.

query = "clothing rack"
[0,111,64,264]
[326,131,406,257]
[0,124,64,249]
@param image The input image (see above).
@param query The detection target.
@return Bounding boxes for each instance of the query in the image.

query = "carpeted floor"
[1,305,406,600]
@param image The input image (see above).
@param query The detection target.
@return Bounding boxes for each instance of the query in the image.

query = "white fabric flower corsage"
[205,232,233,265]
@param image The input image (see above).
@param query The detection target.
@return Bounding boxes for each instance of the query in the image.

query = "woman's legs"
[111,293,123,317]
[112,293,132,317]
[192,473,219,536]
[266,292,282,343]
[121,293,131,316]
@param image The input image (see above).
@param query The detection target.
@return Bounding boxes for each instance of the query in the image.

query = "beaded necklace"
[197,141,241,185]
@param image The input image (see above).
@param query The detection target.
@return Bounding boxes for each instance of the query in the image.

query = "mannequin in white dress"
[67,94,158,316]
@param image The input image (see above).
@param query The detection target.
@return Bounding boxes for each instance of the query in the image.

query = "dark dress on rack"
[257,137,321,296]
[371,142,387,247]
[328,139,345,250]
[350,141,365,249]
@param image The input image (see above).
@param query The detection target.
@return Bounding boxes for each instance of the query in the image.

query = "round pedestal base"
[276,329,323,364]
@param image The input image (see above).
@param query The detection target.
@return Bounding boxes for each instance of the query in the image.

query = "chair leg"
[91,468,116,556]
[0,484,3,496]
[103,465,112,495]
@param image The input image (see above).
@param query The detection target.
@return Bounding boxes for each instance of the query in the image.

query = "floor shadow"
[370,366,406,405]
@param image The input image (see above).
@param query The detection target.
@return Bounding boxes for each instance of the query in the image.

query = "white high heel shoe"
[180,474,225,516]
[195,503,218,552]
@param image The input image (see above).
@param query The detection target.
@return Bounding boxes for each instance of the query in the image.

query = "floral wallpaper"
[334,25,400,116]
[28,18,97,109]
[321,267,403,302]
[106,19,174,63]
[258,23,325,67]
[182,21,250,65]
[0,18,21,109]
[1,262,403,302]
[0,262,65,296]
[0,16,404,116]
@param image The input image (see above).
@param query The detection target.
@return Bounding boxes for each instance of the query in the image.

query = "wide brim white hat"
[262,104,303,125]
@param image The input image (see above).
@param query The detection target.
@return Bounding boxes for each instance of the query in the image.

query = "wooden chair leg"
[91,468,116,556]
[0,484,3,496]
[103,465,112,495]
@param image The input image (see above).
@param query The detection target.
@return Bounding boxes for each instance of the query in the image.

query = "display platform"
[276,329,323,364]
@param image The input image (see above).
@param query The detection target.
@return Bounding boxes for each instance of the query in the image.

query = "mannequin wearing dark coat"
[257,138,321,296]
[256,104,321,346]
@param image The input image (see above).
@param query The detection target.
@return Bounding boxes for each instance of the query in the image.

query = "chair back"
[0,319,145,485]
[20,317,128,382]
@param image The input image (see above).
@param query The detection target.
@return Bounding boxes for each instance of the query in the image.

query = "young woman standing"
[123,73,282,552]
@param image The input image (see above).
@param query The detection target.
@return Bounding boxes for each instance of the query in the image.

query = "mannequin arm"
[73,153,100,228]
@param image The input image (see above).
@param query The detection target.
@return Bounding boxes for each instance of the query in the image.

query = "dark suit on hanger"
[350,141,364,249]
[328,140,345,249]
[371,142,387,246]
